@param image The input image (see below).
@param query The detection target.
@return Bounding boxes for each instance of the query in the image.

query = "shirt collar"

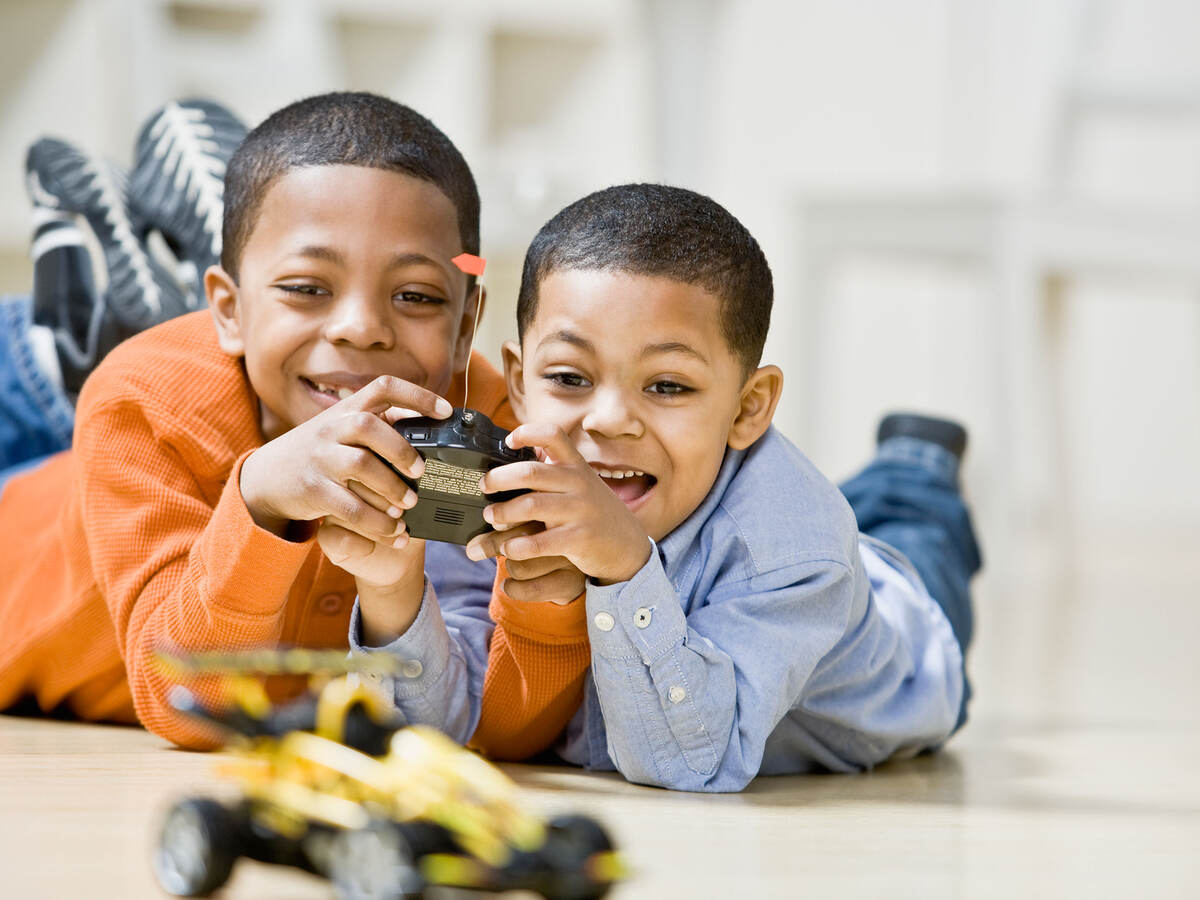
[654,430,767,580]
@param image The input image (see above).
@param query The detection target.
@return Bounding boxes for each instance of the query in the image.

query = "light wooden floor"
[2,523,1198,898]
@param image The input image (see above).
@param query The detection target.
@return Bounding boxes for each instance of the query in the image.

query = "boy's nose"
[582,388,643,439]
[323,294,394,349]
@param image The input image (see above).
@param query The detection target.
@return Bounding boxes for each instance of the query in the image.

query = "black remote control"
[394,408,535,544]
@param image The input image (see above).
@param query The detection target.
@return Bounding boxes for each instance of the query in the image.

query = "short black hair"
[221,91,479,279]
[517,183,773,372]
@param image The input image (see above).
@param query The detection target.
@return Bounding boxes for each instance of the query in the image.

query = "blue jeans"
[0,295,73,490]
[839,436,982,731]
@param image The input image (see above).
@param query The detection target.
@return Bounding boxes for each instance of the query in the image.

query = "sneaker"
[25,137,189,397]
[26,167,105,390]
[129,99,248,305]
[876,412,968,461]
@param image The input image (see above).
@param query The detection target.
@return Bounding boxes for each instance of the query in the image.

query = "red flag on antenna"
[451,253,487,277]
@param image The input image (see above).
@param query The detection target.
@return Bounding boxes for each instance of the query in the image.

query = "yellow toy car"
[152,650,624,899]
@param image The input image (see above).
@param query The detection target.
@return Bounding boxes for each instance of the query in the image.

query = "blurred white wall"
[697,0,1200,545]
[1,0,1198,558]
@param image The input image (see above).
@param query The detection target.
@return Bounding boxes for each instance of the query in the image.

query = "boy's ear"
[728,364,783,450]
[453,285,485,371]
[501,339,527,422]
[206,265,245,357]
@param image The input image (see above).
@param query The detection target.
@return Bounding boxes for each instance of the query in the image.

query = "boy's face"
[209,165,476,440]
[506,269,779,542]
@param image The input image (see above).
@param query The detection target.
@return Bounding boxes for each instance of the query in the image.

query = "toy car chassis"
[151,650,623,899]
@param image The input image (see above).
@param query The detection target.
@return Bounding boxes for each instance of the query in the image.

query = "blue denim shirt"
[352,427,962,791]
[559,427,962,790]
[348,539,496,744]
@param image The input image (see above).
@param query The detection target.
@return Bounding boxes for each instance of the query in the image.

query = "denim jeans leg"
[0,294,74,471]
[839,436,983,730]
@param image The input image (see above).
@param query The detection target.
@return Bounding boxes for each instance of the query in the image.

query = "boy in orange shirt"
[0,92,541,749]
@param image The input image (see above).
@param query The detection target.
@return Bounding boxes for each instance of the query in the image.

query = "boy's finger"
[346,480,412,523]
[465,522,542,562]
[325,512,407,538]
[317,521,377,564]
[502,569,585,605]
[324,486,408,544]
[479,458,575,495]
[484,490,573,530]
[382,407,422,425]
[504,423,585,466]
[464,534,498,562]
[496,524,564,562]
[334,412,426,483]
[503,555,574,580]
[357,375,452,420]
[325,513,408,550]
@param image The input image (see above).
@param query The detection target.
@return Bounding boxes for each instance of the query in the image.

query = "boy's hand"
[239,375,452,543]
[317,520,426,645]
[468,522,587,604]
[470,424,652,586]
[316,518,418,588]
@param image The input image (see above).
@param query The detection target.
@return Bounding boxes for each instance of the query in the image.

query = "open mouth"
[302,377,357,403]
[594,467,657,506]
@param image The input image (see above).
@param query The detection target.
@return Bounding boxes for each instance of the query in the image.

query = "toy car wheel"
[328,821,424,900]
[540,814,617,900]
[153,797,240,897]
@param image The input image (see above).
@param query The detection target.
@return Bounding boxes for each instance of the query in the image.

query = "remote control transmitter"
[394,408,535,544]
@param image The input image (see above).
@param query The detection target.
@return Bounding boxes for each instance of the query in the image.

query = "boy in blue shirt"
[459,183,981,792]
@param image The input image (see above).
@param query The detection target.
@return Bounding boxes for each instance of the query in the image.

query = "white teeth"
[311,381,355,399]
[597,469,645,480]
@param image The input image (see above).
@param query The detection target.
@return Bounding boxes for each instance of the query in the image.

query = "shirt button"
[593,612,615,632]
[634,607,652,628]
[668,685,686,704]
[318,593,343,614]
[400,659,423,679]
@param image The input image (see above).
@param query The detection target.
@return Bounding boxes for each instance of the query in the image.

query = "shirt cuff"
[195,450,318,618]
[347,575,452,700]
[585,541,688,664]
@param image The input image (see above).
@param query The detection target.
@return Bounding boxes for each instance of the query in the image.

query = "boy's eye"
[647,380,691,395]
[544,371,590,389]
[396,291,445,305]
[276,283,327,297]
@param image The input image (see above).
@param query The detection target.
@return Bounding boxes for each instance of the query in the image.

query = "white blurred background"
[1,0,1197,726]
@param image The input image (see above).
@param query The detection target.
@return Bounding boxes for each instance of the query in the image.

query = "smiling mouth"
[302,377,357,402]
[595,467,657,506]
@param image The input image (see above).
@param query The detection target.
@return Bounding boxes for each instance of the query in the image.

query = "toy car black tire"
[153,797,240,897]
[539,814,617,900]
[328,820,425,900]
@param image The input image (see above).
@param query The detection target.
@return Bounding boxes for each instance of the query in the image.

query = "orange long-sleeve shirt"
[470,559,592,760]
[0,311,513,749]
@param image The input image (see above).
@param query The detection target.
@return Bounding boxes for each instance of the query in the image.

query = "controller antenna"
[451,253,488,413]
